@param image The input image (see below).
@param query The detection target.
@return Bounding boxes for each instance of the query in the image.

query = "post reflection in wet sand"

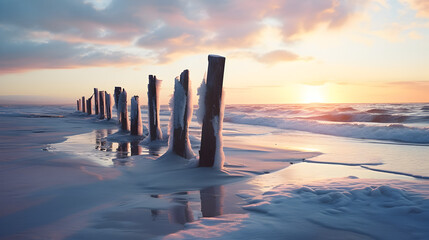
[95,129,113,152]
[200,185,224,217]
[168,192,194,224]
[131,141,142,156]
[148,144,163,156]
[115,142,129,159]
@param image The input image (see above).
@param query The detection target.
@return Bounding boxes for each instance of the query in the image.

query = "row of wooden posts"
[76,55,226,167]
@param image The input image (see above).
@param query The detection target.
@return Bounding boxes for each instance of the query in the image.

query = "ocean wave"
[224,113,429,143]
[336,107,357,112]
[305,113,413,123]
[366,109,389,114]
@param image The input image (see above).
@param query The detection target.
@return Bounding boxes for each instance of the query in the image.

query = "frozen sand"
[1,105,429,239]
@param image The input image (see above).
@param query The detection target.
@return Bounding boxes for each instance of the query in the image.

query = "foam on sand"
[164,177,429,240]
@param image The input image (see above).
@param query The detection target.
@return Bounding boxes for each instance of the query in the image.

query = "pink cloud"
[0,0,368,73]
[403,0,429,17]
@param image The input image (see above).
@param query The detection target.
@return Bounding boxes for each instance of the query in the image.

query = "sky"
[0,0,428,105]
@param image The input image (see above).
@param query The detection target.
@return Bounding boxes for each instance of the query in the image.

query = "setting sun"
[301,85,325,103]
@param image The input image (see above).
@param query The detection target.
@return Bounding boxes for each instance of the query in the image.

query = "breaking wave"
[224,113,429,144]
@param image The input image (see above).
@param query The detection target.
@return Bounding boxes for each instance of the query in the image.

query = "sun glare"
[301,85,325,103]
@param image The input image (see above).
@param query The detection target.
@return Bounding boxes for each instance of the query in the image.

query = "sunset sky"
[0,0,428,104]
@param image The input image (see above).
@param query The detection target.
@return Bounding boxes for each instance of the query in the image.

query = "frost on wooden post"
[148,75,163,141]
[131,96,143,136]
[118,89,129,131]
[168,70,195,159]
[199,55,226,169]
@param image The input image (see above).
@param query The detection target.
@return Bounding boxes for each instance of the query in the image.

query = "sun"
[301,85,325,103]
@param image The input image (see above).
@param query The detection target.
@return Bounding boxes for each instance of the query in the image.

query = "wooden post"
[199,55,225,167]
[105,92,112,120]
[172,70,191,158]
[114,87,121,110]
[81,96,86,113]
[87,97,92,115]
[94,88,99,115]
[76,100,80,111]
[119,89,129,131]
[131,96,142,135]
[148,75,162,140]
[99,91,106,119]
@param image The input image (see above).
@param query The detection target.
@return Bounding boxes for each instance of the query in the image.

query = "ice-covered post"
[81,96,86,113]
[118,89,129,131]
[148,75,162,141]
[171,69,193,158]
[94,88,99,115]
[87,97,92,115]
[105,92,112,120]
[99,91,106,119]
[199,55,226,168]
[131,96,143,135]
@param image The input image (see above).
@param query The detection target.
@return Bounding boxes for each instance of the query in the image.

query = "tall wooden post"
[199,55,225,167]
[119,89,129,131]
[76,100,80,111]
[131,96,143,135]
[172,70,191,158]
[87,97,92,115]
[81,96,86,113]
[114,87,121,110]
[148,75,162,140]
[94,88,99,115]
[99,91,106,119]
[105,92,112,120]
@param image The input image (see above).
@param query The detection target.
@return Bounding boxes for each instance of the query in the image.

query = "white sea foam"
[224,112,429,143]
[164,178,429,240]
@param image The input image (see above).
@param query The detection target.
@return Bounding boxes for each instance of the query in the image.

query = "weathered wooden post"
[87,97,92,115]
[171,70,193,158]
[99,91,106,119]
[94,88,99,115]
[114,87,121,109]
[81,96,86,113]
[148,75,162,140]
[114,87,122,120]
[118,89,129,131]
[199,55,226,168]
[131,96,143,135]
[76,100,80,111]
[105,92,112,120]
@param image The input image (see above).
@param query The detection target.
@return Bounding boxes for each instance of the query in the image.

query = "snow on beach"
[165,177,429,240]
[1,104,429,239]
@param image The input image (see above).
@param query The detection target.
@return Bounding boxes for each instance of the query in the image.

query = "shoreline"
[1,105,429,239]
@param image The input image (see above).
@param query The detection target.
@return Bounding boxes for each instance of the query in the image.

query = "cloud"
[256,50,312,64]
[402,0,429,17]
[0,0,369,73]
[0,27,146,74]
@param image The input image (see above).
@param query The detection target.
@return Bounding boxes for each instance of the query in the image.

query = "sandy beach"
[0,104,428,240]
